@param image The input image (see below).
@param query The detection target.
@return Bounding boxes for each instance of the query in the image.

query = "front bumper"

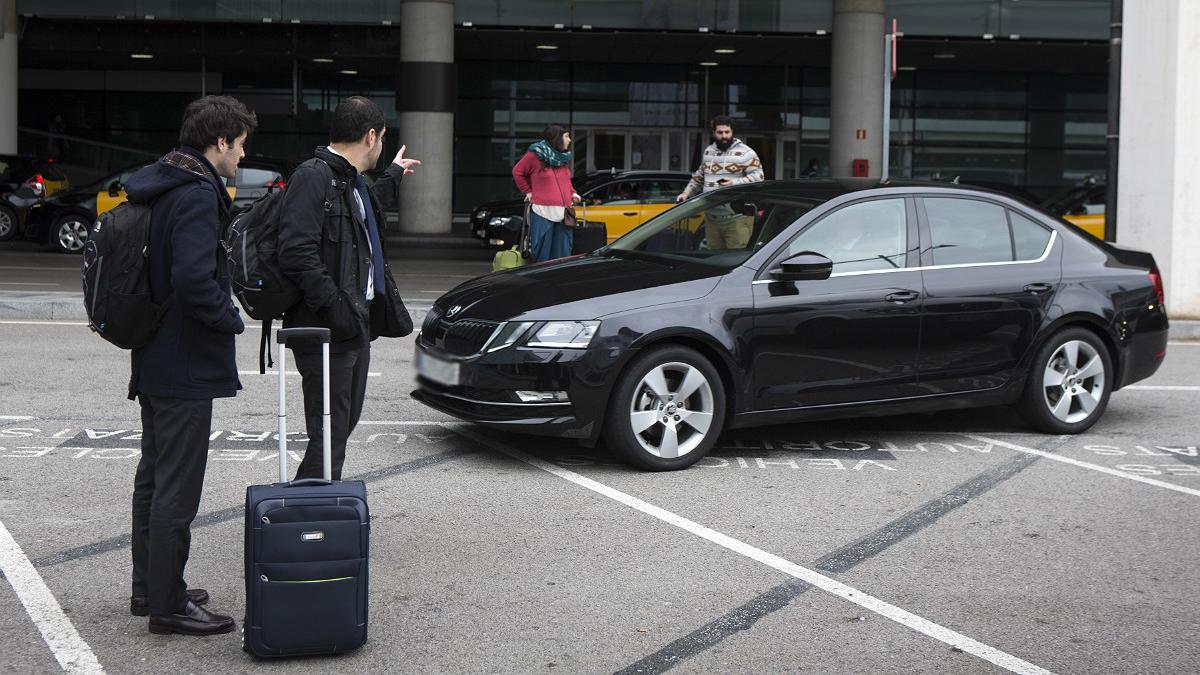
[411,338,612,441]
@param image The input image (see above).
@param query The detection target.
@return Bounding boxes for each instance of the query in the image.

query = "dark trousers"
[292,345,370,481]
[131,395,213,616]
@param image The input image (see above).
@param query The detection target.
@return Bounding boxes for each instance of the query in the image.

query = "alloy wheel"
[0,209,13,239]
[58,218,89,253]
[628,361,715,459]
[1041,339,1106,424]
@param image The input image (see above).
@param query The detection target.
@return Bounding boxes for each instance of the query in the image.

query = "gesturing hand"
[391,144,422,175]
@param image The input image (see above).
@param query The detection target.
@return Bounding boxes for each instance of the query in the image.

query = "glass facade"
[455,60,1106,210]
[21,1,1111,39]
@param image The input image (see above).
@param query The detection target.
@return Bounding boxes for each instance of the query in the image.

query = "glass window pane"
[234,167,280,187]
[1010,211,1052,260]
[787,198,908,272]
[925,197,1013,265]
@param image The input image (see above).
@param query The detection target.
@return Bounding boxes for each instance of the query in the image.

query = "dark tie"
[355,175,387,297]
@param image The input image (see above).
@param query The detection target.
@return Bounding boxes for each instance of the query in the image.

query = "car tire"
[51,214,91,254]
[1017,327,1113,434]
[603,345,726,471]
[0,205,17,242]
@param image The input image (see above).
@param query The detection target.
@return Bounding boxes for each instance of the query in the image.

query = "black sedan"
[413,180,1168,470]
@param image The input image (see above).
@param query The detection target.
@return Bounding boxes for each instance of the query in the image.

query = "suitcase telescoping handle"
[275,328,333,483]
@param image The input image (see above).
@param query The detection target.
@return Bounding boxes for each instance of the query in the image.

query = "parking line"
[960,434,1200,498]
[0,415,35,421]
[452,426,1053,675]
[1124,385,1200,391]
[0,320,88,326]
[0,518,105,674]
[237,370,382,377]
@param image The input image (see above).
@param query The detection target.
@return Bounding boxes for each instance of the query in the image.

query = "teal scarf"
[529,140,572,168]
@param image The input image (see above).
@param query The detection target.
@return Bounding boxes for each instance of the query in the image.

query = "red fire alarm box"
[852,159,869,177]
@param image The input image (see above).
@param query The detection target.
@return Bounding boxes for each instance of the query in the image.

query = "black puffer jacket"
[277,147,409,354]
[124,147,245,400]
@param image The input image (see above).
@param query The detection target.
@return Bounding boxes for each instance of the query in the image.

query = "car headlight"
[489,216,513,227]
[485,321,535,352]
[524,321,599,349]
[475,209,489,221]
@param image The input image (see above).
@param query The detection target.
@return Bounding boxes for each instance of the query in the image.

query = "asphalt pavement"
[1,295,1199,672]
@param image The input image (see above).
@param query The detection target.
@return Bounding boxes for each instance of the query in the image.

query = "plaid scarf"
[528,140,571,168]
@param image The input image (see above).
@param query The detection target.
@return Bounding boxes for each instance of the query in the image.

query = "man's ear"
[217,136,228,152]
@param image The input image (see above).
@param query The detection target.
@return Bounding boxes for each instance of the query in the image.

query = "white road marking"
[1124,385,1200,391]
[0,321,88,326]
[451,426,1053,675]
[0,518,105,674]
[356,420,451,426]
[238,370,381,377]
[0,415,35,421]
[0,266,79,271]
[961,434,1200,499]
[1167,341,1199,346]
[0,282,61,286]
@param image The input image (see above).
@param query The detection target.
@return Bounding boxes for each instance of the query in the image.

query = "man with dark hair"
[121,94,255,635]
[676,115,765,249]
[278,96,419,481]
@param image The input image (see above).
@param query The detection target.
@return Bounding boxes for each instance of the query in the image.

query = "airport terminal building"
[0,1,1195,315]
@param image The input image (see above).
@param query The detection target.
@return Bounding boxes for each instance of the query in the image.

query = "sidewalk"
[2,290,1197,340]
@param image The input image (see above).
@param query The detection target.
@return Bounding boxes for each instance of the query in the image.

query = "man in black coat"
[123,95,255,636]
[278,96,418,481]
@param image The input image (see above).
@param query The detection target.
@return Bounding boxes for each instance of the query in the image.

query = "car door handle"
[622,211,638,216]
[884,291,920,304]
[1023,282,1053,295]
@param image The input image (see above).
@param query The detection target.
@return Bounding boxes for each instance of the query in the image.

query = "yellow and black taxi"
[0,154,70,243]
[1042,179,1106,240]
[23,156,293,253]
[472,170,691,251]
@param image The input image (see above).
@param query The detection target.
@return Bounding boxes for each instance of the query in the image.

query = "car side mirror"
[769,251,833,282]
[107,180,122,197]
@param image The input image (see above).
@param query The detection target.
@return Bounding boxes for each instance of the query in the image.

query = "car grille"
[421,308,499,357]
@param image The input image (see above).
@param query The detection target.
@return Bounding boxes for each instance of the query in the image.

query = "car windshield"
[601,188,828,270]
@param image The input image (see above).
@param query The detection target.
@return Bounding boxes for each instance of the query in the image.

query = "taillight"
[268,179,286,189]
[1149,268,1165,306]
[25,173,45,195]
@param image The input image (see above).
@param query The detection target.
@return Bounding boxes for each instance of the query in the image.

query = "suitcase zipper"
[260,575,353,584]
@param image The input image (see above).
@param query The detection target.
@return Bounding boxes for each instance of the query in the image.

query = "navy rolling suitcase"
[243,327,369,657]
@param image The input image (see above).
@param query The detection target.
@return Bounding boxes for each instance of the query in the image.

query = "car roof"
[715,178,1051,205]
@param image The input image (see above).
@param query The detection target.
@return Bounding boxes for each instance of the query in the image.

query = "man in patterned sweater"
[675,115,765,249]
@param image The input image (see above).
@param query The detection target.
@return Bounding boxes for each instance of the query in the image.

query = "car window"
[638,179,687,205]
[586,181,639,206]
[1009,211,1053,261]
[783,198,908,273]
[925,197,1013,266]
[607,190,825,270]
[234,167,283,188]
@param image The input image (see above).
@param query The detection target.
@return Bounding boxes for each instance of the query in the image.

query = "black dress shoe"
[130,588,209,616]
[148,600,235,636]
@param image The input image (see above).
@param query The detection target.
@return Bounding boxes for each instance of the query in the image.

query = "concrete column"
[0,0,17,154]
[829,0,884,179]
[1117,0,1200,318]
[397,0,454,235]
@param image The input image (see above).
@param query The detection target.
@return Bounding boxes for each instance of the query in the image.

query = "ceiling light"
[816,29,828,36]
[714,48,736,54]
[897,66,917,71]
[311,57,334,63]
[535,44,559,50]
[933,51,957,60]
[699,61,718,67]
[982,33,995,40]
[130,53,153,59]
[339,69,358,75]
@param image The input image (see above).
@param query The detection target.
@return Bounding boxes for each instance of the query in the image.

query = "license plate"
[416,350,459,387]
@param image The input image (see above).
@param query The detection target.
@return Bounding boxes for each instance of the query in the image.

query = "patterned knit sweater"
[680,139,765,199]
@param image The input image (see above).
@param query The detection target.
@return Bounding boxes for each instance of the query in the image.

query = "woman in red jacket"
[512,123,580,262]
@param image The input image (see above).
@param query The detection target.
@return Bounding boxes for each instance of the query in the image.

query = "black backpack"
[81,202,168,349]
[224,188,298,322]
[222,158,348,371]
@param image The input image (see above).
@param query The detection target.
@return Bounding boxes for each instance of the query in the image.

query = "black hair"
[330,96,387,144]
[178,95,257,150]
[710,115,734,131]
[543,123,571,151]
